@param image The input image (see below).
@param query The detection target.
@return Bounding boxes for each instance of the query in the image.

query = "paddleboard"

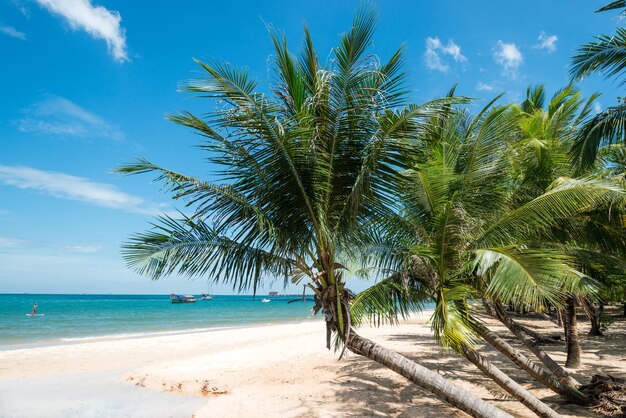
[25,313,45,317]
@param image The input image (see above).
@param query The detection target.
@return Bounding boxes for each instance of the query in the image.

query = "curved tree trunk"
[477,324,589,405]
[492,302,580,387]
[346,332,512,418]
[564,297,581,369]
[460,346,560,418]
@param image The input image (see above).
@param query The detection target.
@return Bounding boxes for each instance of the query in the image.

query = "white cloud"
[535,32,558,53]
[0,25,27,40]
[16,95,123,141]
[493,41,523,75]
[593,102,603,114]
[35,0,128,62]
[66,245,103,253]
[0,165,167,215]
[476,82,495,92]
[424,37,467,73]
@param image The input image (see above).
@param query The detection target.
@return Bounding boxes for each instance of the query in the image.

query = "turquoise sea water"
[0,294,317,347]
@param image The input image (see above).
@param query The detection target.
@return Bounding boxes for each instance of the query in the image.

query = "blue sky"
[0,0,622,294]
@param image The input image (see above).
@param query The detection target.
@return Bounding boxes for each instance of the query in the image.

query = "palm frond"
[350,275,429,327]
[479,177,625,246]
[122,215,297,294]
[476,246,576,309]
[571,103,626,173]
[520,85,545,113]
[430,285,480,350]
[570,27,626,83]
[596,0,626,13]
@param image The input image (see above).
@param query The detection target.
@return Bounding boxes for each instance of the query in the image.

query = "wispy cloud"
[476,82,495,92]
[424,37,467,73]
[493,41,523,75]
[0,165,168,215]
[66,245,103,253]
[35,0,128,62]
[0,24,27,40]
[10,0,30,17]
[16,95,123,141]
[593,102,603,114]
[535,32,558,53]
[0,236,26,249]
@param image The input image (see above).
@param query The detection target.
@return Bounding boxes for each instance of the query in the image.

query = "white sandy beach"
[0,312,624,418]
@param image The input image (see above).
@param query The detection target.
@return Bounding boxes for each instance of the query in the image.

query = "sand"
[0,311,624,418]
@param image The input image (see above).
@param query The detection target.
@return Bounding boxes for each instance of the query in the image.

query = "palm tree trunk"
[492,302,580,387]
[477,324,589,405]
[585,299,603,337]
[564,297,581,368]
[346,332,512,418]
[460,346,560,418]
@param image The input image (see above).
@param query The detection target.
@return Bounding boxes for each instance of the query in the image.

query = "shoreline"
[0,317,321,352]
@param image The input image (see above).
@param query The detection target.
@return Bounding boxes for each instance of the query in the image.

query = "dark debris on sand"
[580,374,626,417]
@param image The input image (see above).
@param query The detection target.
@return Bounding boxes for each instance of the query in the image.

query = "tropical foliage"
[350,85,625,408]
[119,4,626,417]
[570,2,626,172]
[119,7,512,418]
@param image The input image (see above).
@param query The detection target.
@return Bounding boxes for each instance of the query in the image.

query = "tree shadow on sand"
[326,315,626,418]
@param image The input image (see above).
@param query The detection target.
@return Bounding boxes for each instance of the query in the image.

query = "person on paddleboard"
[31,303,37,315]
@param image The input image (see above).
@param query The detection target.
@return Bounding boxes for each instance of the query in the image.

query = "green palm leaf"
[479,177,624,246]
[570,28,626,84]
[430,285,480,350]
[571,103,626,173]
[476,246,577,309]
[350,275,429,327]
[122,215,296,294]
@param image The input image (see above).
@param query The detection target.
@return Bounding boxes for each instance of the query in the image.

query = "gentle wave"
[58,326,233,342]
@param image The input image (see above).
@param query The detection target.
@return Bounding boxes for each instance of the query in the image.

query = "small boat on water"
[261,298,271,303]
[170,294,198,303]
[200,293,213,300]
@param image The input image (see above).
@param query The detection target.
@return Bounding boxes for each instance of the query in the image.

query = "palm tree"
[570,2,626,172]
[504,85,626,372]
[118,8,510,418]
[350,90,624,409]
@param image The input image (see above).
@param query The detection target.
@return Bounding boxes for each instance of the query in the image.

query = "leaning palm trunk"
[564,297,581,368]
[477,324,589,405]
[514,322,561,344]
[325,287,508,417]
[346,332,512,418]
[492,303,581,387]
[460,346,560,418]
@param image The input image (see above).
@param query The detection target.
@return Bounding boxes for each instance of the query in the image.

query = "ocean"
[0,294,317,347]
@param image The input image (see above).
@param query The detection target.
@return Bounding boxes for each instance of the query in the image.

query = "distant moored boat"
[200,293,213,300]
[170,294,198,303]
